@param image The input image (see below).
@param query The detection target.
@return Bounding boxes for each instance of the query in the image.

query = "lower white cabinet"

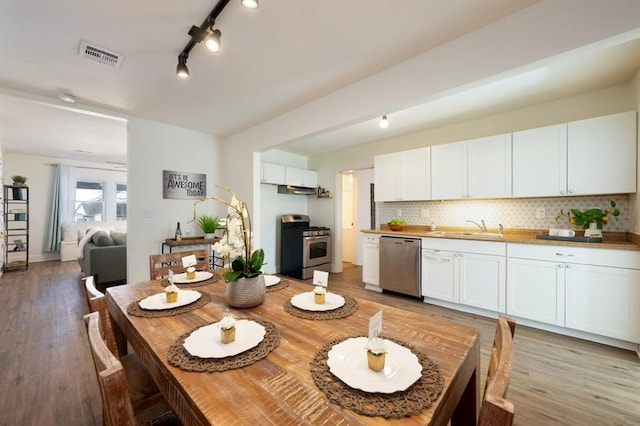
[507,243,640,343]
[422,238,506,312]
[565,264,640,343]
[506,257,565,326]
[362,235,380,291]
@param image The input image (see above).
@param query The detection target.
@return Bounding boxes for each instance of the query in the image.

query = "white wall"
[127,118,222,284]
[2,153,127,262]
[354,168,374,265]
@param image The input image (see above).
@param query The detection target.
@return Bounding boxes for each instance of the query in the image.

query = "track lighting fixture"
[175,0,257,78]
[241,0,259,9]
[177,55,190,79]
[379,115,389,128]
[205,29,222,53]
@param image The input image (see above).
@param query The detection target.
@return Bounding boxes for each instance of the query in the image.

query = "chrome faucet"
[499,223,504,235]
[467,219,486,233]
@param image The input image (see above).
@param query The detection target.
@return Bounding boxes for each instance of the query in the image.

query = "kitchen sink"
[427,231,503,238]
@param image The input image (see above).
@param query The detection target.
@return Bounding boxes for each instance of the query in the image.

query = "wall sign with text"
[163,170,206,199]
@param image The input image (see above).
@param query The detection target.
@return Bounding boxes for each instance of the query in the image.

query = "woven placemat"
[167,319,280,372]
[127,291,213,318]
[161,271,223,288]
[310,336,443,419]
[284,294,358,320]
[266,279,290,293]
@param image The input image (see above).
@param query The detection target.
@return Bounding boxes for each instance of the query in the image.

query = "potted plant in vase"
[189,186,265,308]
[11,175,27,200]
[556,200,620,238]
[196,214,220,239]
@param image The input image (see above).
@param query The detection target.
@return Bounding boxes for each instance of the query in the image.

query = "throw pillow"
[110,231,127,246]
[92,230,114,246]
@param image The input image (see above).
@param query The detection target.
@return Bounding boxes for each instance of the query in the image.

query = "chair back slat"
[84,312,136,426]
[479,315,516,426]
[82,276,118,355]
[149,249,210,280]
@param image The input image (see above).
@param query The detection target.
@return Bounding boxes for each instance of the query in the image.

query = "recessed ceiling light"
[59,93,76,103]
[379,115,389,128]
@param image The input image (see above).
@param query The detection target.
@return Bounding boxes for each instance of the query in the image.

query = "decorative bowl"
[388,223,406,231]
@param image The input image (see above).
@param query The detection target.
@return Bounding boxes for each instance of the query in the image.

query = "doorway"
[340,168,374,266]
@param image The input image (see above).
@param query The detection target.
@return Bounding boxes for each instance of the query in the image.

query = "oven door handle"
[304,235,329,241]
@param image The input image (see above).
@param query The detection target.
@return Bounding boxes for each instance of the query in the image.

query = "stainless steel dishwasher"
[379,236,421,297]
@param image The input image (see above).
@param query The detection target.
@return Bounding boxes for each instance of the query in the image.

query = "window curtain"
[45,164,77,252]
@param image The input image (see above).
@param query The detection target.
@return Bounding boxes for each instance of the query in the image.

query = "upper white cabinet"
[285,167,317,188]
[512,124,567,197]
[374,147,430,202]
[567,111,636,195]
[432,134,512,200]
[513,112,637,197]
[260,162,286,185]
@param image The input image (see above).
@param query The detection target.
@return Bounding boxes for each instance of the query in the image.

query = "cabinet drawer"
[507,243,640,269]
[422,237,505,256]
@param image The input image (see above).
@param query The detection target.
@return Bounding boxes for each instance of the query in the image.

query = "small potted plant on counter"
[556,200,620,238]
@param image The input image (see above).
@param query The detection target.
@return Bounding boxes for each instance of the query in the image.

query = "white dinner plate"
[327,337,422,393]
[138,289,202,310]
[290,292,345,311]
[183,319,266,358]
[263,274,281,287]
[173,271,214,283]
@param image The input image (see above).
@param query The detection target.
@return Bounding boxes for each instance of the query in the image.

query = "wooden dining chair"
[84,311,180,426]
[149,249,210,281]
[478,315,516,426]
[82,276,118,354]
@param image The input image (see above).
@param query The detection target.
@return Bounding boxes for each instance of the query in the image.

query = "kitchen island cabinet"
[422,238,506,313]
[374,147,430,202]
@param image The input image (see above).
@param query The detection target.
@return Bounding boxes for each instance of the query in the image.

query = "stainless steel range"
[280,214,331,279]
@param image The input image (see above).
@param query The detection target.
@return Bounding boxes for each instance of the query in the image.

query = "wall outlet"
[535,208,545,219]
[421,208,430,218]
[396,208,402,217]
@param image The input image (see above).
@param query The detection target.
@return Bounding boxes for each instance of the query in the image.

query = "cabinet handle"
[555,253,575,257]
[565,264,572,269]
[568,189,574,194]
[423,249,440,253]
[557,264,564,268]
[560,190,566,195]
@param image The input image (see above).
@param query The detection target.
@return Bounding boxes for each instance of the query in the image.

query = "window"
[116,183,127,221]
[75,181,104,222]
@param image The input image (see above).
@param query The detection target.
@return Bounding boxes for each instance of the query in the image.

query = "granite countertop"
[363,225,640,251]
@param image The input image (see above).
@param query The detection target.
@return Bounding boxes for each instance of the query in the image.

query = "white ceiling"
[0,0,639,164]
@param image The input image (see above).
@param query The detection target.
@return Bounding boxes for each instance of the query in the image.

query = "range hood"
[277,185,316,195]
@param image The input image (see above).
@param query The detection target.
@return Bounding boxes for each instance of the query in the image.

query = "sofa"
[76,228,127,285]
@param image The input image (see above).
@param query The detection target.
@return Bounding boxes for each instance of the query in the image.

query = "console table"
[162,236,223,268]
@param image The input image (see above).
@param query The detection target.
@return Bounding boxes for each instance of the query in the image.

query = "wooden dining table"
[106,277,480,425]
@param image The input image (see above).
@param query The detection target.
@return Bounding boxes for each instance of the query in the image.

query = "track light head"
[205,29,222,53]
[241,0,259,9]
[177,56,190,79]
[379,115,389,128]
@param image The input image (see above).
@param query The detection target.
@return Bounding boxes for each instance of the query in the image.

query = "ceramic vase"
[226,274,266,308]
[584,222,603,238]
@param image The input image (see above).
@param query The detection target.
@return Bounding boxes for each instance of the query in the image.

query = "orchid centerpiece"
[189,186,264,283]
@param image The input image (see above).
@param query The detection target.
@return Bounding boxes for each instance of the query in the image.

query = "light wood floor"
[0,261,638,425]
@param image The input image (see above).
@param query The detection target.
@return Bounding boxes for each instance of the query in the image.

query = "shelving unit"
[4,184,29,271]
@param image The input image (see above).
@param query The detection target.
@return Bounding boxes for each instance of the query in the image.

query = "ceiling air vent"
[79,41,124,68]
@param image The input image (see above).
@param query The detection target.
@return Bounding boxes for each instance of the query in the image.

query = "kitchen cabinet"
[374,147,430,202]
[512,111,636,197]
[422,238,506,312]
[362,234,381,292]
[507,243,640,343]
[431,134,511,200]
[284,166,317,188]
[260,162,286,185]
